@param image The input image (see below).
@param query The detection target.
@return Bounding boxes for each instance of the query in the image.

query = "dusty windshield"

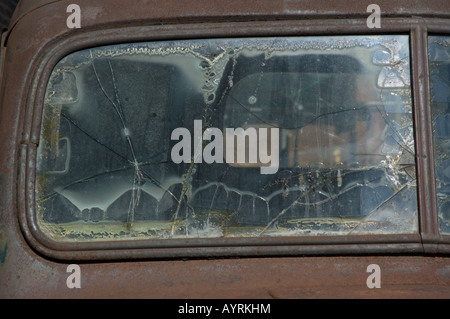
[36,35,417,242]
[429,35,450,234]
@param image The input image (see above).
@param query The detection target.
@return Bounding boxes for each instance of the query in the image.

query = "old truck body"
[1,0,450,298]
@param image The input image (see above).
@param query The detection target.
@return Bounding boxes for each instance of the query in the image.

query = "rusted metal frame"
[18,16,431,261]
[410,21,440,254]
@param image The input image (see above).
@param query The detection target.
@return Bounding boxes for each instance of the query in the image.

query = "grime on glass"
[35,35,417,242]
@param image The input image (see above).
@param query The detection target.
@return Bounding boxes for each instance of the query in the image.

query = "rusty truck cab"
[1,0,450,299]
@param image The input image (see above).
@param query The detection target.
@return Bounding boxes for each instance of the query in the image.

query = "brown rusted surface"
[8,0,450,29]
[1,0,450,298]
[2,253,450,298]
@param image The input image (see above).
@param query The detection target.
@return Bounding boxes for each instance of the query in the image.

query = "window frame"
[17,16,450,261]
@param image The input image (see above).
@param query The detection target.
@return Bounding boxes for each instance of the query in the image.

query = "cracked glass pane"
[35,35,417,242]
[429,35,450,234]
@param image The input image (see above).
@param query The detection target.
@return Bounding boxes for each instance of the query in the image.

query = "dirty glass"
[35,35,417,242]
[429,35,450,234]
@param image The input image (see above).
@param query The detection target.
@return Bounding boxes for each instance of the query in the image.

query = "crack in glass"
[35,35,418,242]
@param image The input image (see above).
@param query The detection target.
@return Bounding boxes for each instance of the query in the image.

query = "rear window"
[35,35,417,242]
